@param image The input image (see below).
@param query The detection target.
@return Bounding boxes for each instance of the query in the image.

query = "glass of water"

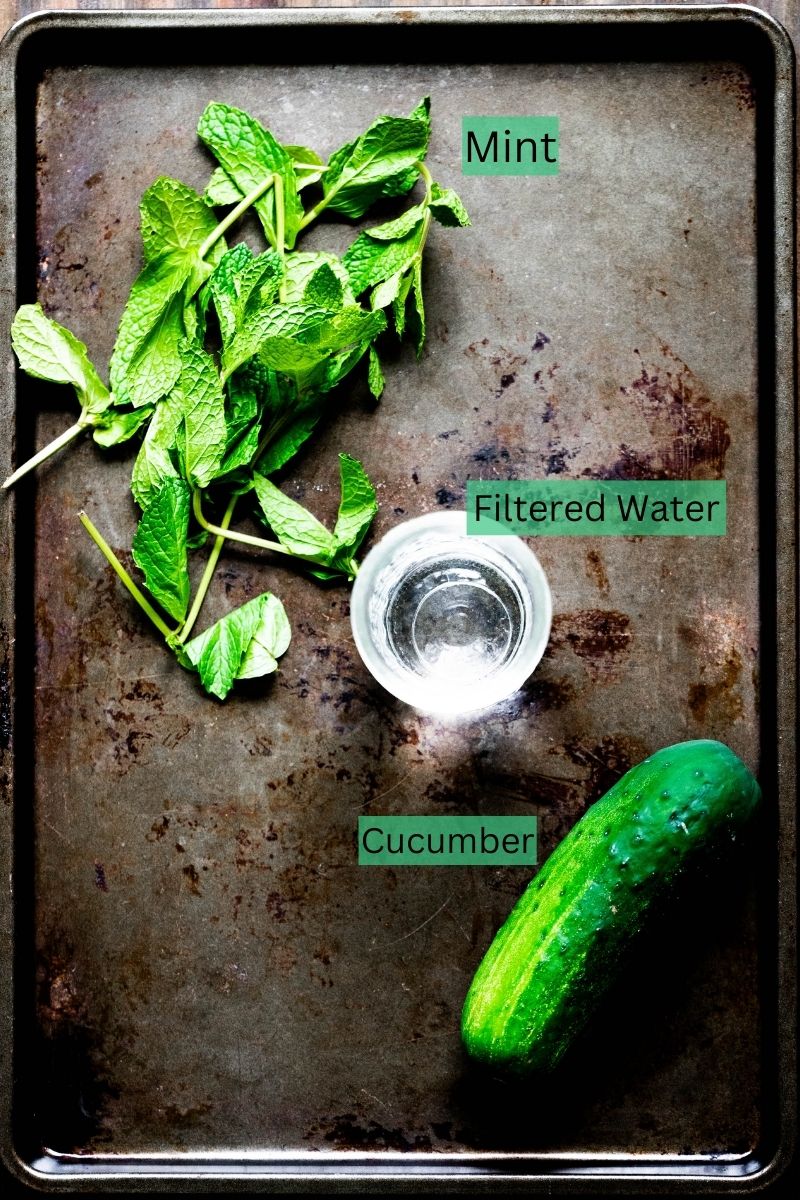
[350,511,552,713]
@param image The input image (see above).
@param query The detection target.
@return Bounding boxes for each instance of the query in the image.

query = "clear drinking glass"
[350,511,552,713]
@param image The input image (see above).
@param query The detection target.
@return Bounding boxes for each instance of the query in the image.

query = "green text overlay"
[462,117,559,175]
[358,816,538,866]
[467,480,726,536]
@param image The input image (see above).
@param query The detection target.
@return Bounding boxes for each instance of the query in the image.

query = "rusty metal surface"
[0,6,796,1192]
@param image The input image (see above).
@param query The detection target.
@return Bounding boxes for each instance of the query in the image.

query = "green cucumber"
[461,739,761,1073]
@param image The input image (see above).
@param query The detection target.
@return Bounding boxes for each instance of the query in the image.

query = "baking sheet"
[0,6,795,1191]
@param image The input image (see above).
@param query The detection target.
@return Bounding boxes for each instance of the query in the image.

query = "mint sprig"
[4,98,469,699]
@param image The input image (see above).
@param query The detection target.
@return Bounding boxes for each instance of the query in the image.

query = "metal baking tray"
[0,5,795,1192]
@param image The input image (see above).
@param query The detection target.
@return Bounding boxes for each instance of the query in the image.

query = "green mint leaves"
[139,176,224,281]
[132,477,192,623]
[428,182,471,228]
[198,102,304,249]
[108,251,194,409]
[322,97,431,220]
[334,453,380,559]
[5,96,469,700]
[10,304,111,420]
[177,591,291,700]
[253,453,378,580]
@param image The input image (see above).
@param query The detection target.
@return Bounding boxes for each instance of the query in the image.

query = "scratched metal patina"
[30,56,761,1159]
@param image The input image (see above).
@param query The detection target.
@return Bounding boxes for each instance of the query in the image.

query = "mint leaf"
[173,341,226,487]
[333,453,377,558]
[224,287,351,386]
[260,364,297,420]
[237,593,292,680]
[408,259,426,356]
[254,307,384,387]
[367,345,384,400]
[111,177,229,410]
[223,300,331,380]
[285,144,325,190]
[233,250,284,321]
[220,424,261,476]
[256,408,321,477]
[131,477,191,623]
[257,338,329,375]
[92,406,153,447]
[183,296,203,345]
[219,365,261,475]
[300,306,386,354]
[11,304,111,419]
[323,99,430,220]
[204,166,242,207]
[257,302,337,340]
[221,312,283,380]
[207,246,284,359]
[409,96,432,131]
[366,203,426,241]
[207,243,253,341]
[429,182,471,228]
[130,390,184,509]
[187,529,210,551]
[303,263,343,310]
[370,270,403,312]
[342,223,423,296]
[109,251,193,408]
[392,272,414,338]
[177,591,290,699]
[197,102,304,249]
[321,340,371,393]
[252,455,377,577]
[284,252,355,306]
[140,177,225,278]
[252,473,336,563]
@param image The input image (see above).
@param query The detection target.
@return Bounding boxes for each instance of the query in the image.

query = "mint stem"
[199,174,277,258]
[273,173,287,301]
[193,489,286,556]
[299,157,431,233]
[78,511,176,640]
[192,489,338,570]
[2,420,87,490]
[298,194,330,231]
[178,493,238,644]
[415,159,434,204]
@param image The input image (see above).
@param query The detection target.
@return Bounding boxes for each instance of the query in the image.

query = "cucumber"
[461,739,761,1073]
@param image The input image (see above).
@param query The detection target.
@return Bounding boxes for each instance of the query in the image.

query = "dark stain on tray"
[697,64,756,111]
[547,609,633,678]
[678,618,747,726]
[147,815,170,842]
[688,648,745,724]
[435,486,461,506]
[588,346,730,480]
[182,864,202,896]
[472,442,511,465]
[35,944,118,1151]
[522,674,576,712]
[585,549,610,595]
[559,734,643,806]
[464,338,535,406]
[313,1114,433,1151]
[543,444,576,476]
